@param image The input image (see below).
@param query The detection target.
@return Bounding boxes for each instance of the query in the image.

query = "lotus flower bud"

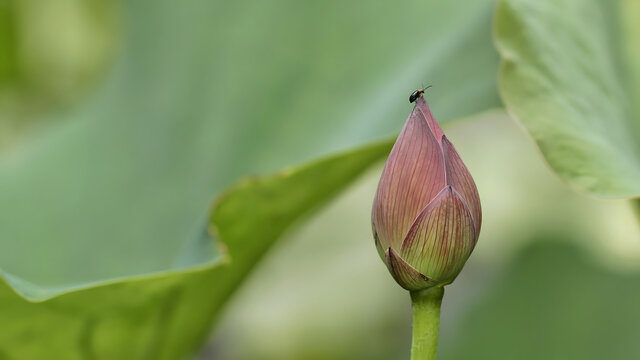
[372,95,481,291]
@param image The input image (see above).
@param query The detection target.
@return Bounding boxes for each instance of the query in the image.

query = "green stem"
[410,286,445,360]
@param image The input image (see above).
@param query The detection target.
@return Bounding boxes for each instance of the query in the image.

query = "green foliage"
[0,0,118,130]
[444,240,640,360]
[0,0,500,297]
[495,0,640,198]
[0,141,391,358]
[210,140,393,317]
[0,265,222,360]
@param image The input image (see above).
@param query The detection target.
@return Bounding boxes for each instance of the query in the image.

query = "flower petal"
[372,101,446,250]
[373,225,385,261]
[442,135,482,234]
[415,96,445,146]
[385,247,438,291]
[400,186,476,283]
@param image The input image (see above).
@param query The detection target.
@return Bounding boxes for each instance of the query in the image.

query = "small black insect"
[409,85,433,103]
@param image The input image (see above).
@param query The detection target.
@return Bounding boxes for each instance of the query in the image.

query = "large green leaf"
[495,0,640,198]
[443,240,640,360]
[0,141,391,359]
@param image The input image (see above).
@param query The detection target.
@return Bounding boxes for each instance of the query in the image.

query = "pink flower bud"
[372,96,481,291]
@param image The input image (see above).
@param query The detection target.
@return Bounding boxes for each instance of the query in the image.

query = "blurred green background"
[1,0,639,359]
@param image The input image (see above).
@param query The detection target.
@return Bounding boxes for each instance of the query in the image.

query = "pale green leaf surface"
[495,0,640,198]
[0,0,499,298]
[0,141,392,359]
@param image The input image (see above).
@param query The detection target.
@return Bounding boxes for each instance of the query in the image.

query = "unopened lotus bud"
[372,95,481,291]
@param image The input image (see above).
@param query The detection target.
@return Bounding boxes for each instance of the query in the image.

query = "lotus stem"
[410,286,444,360]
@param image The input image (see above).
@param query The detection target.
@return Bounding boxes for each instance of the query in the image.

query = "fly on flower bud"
[371,93,481,291]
